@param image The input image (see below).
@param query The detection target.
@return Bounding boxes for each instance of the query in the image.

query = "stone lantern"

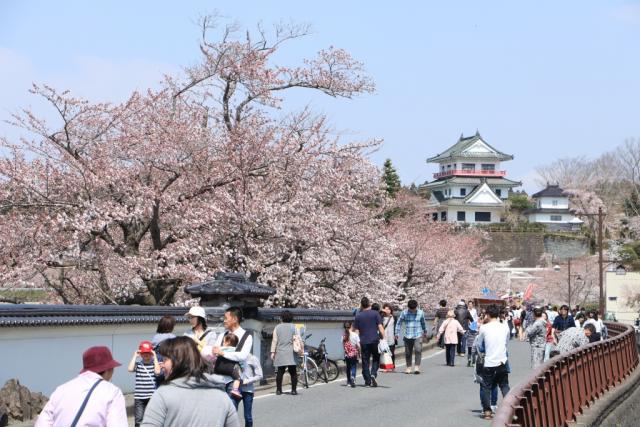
[184,272,276,319]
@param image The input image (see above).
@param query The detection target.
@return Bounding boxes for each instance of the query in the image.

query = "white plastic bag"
[378,340,390,354]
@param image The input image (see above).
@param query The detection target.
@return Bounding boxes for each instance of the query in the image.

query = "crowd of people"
[33,298,606,426]
[36,306,257,427]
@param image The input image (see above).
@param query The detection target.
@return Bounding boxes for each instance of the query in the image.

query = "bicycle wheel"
[324,359,339,382]
[304,358,319,386]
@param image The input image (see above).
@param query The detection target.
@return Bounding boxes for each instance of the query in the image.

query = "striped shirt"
[134,360,156,399]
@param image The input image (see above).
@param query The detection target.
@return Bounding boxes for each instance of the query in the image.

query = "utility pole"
[567,258,572,308]
[598,207,604,316]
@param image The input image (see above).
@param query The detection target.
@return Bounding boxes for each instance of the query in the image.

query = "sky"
[1,0,640,192]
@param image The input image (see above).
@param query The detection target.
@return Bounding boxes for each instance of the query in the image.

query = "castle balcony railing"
[433,169,507,179]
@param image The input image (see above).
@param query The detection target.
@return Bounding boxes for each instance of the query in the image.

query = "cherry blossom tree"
[0,19,380,305]
[384,193,486,309]
[0,18,488,308]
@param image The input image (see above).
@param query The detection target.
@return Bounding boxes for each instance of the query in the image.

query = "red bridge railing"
[492,322,639,427]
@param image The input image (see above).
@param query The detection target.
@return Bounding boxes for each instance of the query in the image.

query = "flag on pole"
[523,283,535,301]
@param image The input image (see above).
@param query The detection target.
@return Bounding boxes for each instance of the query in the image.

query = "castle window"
[460,188,466,196]
[475,212,491,222]
[550,215,562,221]
[495,189,502,197]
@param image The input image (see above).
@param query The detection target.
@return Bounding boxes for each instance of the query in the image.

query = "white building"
[524,184,583,231]
[605,268,640,325]
[425,131,521,224]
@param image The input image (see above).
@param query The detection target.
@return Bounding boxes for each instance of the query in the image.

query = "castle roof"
[426,131,514,163]
[531,184,567,198]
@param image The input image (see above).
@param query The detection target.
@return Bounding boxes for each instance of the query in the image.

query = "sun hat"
[185,306,206,319]
[138,340,153,354]
[80,346,121,373]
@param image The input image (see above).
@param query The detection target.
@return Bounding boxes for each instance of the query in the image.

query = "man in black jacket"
[454,301,473,356]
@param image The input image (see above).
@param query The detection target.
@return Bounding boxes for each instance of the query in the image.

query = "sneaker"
[467,360,472,367]
[275,390,282,395]
[371,377,378,387]
[491,405,497,413]
[230,388,242,399]
[405,367,412,374]
[413,368,421,374]
[350,381,356,388]
[291,390,298,395]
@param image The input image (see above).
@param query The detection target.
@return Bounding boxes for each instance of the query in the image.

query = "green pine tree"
[383,159,401,198]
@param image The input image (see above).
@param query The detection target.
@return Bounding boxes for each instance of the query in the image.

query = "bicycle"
[308,337,339,383]
[297,333,319,388]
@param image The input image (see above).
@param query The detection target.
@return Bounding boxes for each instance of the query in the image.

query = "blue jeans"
[240,392,254,427]
[345,357,357,383]
[457,331,468,354]
[361,342,380,384]
[479,386,498,406]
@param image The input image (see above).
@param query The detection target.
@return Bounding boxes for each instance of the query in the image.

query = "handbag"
[380,351,394,370]
[291,325,304,356]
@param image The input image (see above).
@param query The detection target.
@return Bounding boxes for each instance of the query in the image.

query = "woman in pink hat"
[35,346,127,427]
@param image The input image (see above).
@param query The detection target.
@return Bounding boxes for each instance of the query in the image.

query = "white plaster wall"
[0,319,346,396]
[538,197,569,209]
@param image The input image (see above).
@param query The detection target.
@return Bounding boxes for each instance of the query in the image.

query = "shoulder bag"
[70,379,103,427]
[291,325,304,356]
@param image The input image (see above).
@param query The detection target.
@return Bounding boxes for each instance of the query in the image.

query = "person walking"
[128,341,161,427]
[454,301,473,356]
[141,337,239,427]
[468,301,479,323]
[270,310,299,395]
[552,305,576,341]
[394,299,427,374]
[525,308,547,368]
[466,320,479,367]
[352,297,385,387]
[342,321,360,388]
[436,310,464,367]
[434,300,449,349]
[35,346,127,427]
[474,304,511,420]
[542,312,556,362]
[381,303,396,372]
[239,353,263,427]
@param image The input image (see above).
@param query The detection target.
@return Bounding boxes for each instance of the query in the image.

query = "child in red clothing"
[343,321,360,388]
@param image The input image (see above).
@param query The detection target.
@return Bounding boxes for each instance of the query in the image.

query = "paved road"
[245,340,532,427]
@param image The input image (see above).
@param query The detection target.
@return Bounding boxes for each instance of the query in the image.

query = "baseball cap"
[138,340,153,354]
[186,306,206,319]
